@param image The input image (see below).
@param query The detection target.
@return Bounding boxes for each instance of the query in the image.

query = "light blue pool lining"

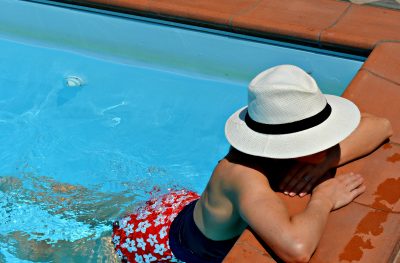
[2,0,363,95]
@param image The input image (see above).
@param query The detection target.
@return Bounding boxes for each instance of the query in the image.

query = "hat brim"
[225,95,360,159]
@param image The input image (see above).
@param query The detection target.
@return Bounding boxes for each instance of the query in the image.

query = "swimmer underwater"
[112,65,392,263]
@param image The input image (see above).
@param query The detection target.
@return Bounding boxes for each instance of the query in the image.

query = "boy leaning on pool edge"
[112,65,392,263]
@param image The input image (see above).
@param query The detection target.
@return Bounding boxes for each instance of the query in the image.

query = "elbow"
[289,242,312,263]
[382,118,393,138]
[281,241,313,263]
[363,113,393,139]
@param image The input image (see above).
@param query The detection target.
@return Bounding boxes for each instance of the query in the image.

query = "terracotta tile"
[342,70,400,143]
[234,228,263,245]
[311,203,400,263]
[148,0,260,27]
[276,192,309,216]
[232,0,350,42]
[337,143,400,212]
[362,42,400,85]
[232,229,270,254]
[321,4,400,50]
[224,233,277,263]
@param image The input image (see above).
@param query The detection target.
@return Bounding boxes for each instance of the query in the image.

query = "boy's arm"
[236,171,365,263]
[338,113,393,166]
[280,113,392,196]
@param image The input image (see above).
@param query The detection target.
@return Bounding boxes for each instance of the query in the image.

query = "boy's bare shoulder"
[214,158,271,191]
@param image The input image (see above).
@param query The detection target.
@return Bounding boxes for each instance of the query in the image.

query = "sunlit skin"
[193,113,392,263]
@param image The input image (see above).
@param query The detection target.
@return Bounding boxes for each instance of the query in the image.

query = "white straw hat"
[225,64,360,159]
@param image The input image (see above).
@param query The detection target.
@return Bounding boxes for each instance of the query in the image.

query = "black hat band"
[244,103,332,135]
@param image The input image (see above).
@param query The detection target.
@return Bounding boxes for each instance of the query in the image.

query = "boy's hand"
[279,145,340,197]
[312,172,366,210]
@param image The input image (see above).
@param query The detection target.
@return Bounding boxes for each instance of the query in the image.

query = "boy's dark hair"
[225,146,293,190]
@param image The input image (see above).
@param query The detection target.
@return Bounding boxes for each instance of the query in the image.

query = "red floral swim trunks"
[112,189,200,263]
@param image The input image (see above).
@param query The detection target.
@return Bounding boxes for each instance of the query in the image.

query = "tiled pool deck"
[51,0,399,262]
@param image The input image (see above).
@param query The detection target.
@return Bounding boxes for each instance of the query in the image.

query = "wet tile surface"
[337,143,400,212]
[312,203,400,263]
[147,0,260,27]
[343,70,400,143]
[231,0,350,41]
[321,4,400,49]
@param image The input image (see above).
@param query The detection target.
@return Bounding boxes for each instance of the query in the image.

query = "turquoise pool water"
[0,1,363,262]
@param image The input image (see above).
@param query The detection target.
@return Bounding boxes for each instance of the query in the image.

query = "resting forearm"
[271,196,333,262]
[338,114,392,166]
[287,196,333,258]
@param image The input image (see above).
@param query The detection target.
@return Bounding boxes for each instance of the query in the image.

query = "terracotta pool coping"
[44,0,400,262]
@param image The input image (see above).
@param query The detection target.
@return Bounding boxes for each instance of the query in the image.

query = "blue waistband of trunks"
[169,199,239,263]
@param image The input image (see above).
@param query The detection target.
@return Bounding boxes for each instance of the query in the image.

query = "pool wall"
[1,0,362,95]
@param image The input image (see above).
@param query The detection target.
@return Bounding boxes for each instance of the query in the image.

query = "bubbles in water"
[111,117,121,127]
